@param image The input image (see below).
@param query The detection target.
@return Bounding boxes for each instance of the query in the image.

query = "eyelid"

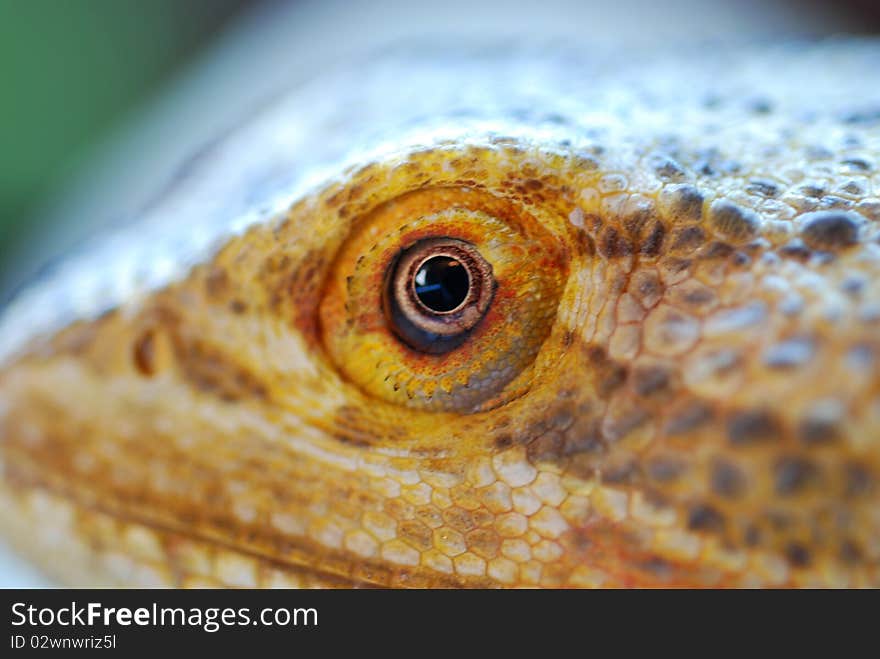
[317,156,571,414]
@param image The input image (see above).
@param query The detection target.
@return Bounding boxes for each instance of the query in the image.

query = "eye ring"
[386,237,495,354]
[319,183,569,412]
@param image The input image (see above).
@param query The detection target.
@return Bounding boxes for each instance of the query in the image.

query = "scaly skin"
[0,42,879,587]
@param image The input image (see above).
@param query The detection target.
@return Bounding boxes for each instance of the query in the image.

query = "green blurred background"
[0,0,257,283]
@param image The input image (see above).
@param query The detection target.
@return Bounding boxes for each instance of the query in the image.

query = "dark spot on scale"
[785,543,811,568]
[651,154,687,181]
[526,431,565,463]
[647,455,687,483]
[561,528,593,554]
[817,195,854,211]
[640,222,667,257]
[711,460,746,499]
[798,417,840,445]
[746,178,780,198]
[744,524,762,548]
[562,420,606,458]
[841,107,880,125]
[765,510,793,532]
[572,227,597,256]
[204,267,230,299]
[709,200,759,241]
[638,556,673,579]
[670,225,706,253]
[634,271,662,302]
[727,409,782,445]
[839,539,863,565]
[687,504,726,533]
[132,330,157,377]
[798,183,825,198]
[799,211,863,249]
[494,434,514,450]
[400,521,433,550]
[572,154,600,171]
[602,460,642,485]
[586,346,629,397]
[347,182,366,201]
[622,201,654,237]
[774,457,820,496]
[661,257,691,277]
[599,226,634,259]
[696,160,716,176]
[778,239,812,261]
[679,286,716,308]
[663,401,714,436]
[843,462,874,498]
[549,407,575,431]
[664,185,704,222]
[599,364,629,398]
[229,299,248,314]
[730,251,750,267]
[632,365,672,398]
[324,187,345,209]
[173,336,269,403]
[748,97,773,114]
[332,431,372,448]
[701,241,735,259]
[604,406,650,442]
[840,157,873,172]
[839,180,866,196]
[443,507,475,533]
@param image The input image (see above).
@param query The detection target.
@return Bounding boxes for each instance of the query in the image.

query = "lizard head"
[1,46,879,587]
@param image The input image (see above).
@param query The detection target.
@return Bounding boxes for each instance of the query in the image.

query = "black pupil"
[414,256,470,312]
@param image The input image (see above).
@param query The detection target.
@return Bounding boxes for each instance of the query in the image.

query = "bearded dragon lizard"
[0,41,878,587]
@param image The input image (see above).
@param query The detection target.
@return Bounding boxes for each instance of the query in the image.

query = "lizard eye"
[385,237,494,354]
[319,178,569,414]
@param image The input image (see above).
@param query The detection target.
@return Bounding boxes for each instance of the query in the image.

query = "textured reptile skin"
[0,42,879,586]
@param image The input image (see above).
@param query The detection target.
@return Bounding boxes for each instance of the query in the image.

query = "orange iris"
[320,185,568,412]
